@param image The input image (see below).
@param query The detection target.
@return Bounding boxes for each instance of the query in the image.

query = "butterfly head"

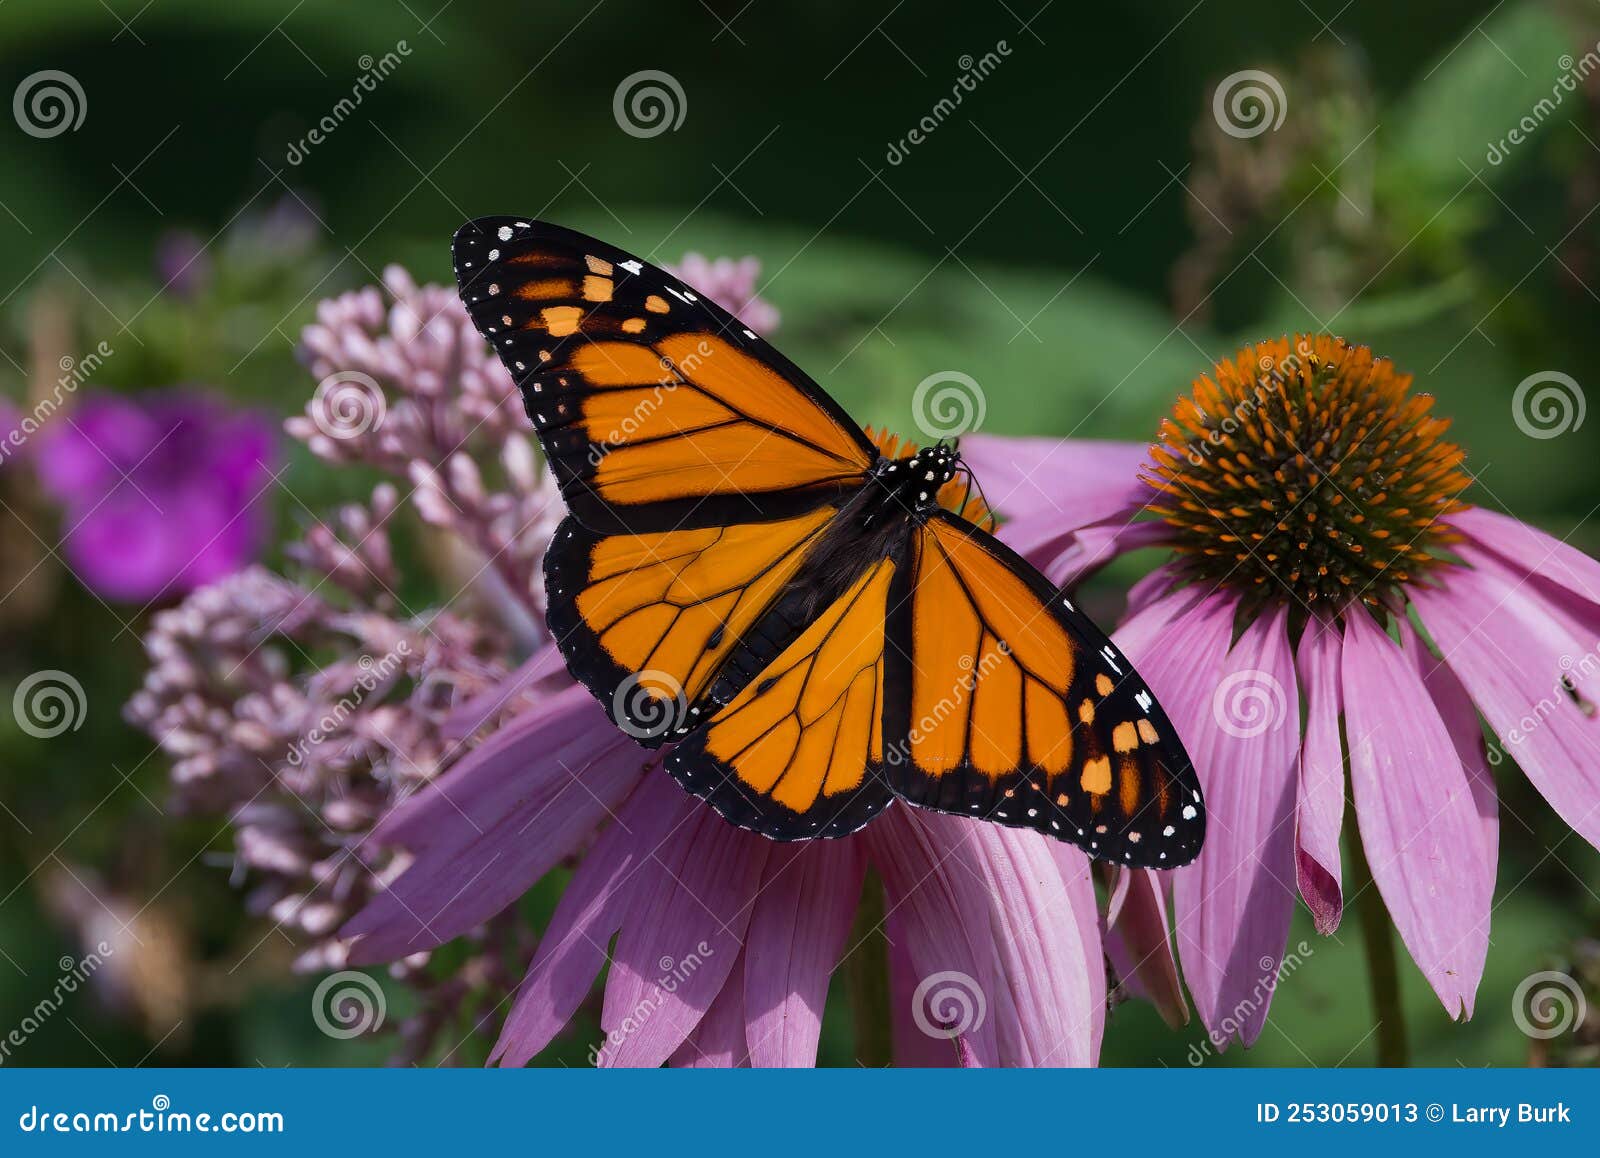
[870,440,963,518]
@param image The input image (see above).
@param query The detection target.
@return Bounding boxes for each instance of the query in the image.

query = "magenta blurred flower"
[665,253,779,335]
[37,390,276,601]
[964,335,1600,1045]
[342,662,1110,1067]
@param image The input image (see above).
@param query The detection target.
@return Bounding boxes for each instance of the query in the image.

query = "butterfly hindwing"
[664,555,898,839]
[543,506,837,746]
[452,217,876,535]
[883,512,1204,868]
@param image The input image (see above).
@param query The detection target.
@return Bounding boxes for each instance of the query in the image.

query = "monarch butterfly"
[452,218,1204,868]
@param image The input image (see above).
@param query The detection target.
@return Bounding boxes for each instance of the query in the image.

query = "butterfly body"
[454,216,1206,867]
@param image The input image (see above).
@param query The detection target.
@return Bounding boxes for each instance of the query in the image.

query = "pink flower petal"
[1102,867,1187,1028]
[1060,850,1113,1050]
[868,806,1101,1067]
[492,772,694,1066]
[1408,625,1498,868]
[1413,552,1600,851]
[887,907,963,1067]
[668,956,750,1068]
[976,825,1102,1066]
[344,691,646,962]
[743,841,866,1068]
[866,805,1000,1065]
[1294,616,1345,934]
[1037,519,1170,589]
[960,434,1149,533]
[598,790,771,1067]
[1451,507,1600,610]
[1134,599,1299,1049]
[1342,611,1491,1018]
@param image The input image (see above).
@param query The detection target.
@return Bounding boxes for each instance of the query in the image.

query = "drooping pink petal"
[1127,598,1299,1049]
[597,789,771,1067]
[1102,867,1187,1028]
[743,841,866,1067]
[668,956,750,1068]
[492,771,694,1066]
[1059,848,1112,1052]
[866,804,1000,1065]
[1294,615,1345,934]
[343,689,646,962]
[971,824,1102,1066]
[887,907,963,1068]
[1342,611,1491,1018]
[1407,625,1499,867]
[1413,551,1600,851]
[869,806,1101,1067]
[960,434,1149,533]
[1450,506,1600,610]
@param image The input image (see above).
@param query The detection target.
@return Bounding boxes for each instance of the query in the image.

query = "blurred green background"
[1,0,1598,1067]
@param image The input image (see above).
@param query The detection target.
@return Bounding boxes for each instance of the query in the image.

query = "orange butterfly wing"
[884,513,1204,867]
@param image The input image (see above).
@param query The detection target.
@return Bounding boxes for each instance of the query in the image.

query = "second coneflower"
[964,334,1600,1049]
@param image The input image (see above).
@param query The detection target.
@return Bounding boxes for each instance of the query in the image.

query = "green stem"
[1347,823,1409,1067]
[844,869,892,1067]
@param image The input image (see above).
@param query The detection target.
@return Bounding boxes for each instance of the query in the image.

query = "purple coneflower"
[37,390,276,602]
[963,334,1600,1047]
[343,666,1111,1067]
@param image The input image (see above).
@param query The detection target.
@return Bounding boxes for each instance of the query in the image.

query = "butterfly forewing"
[452,217,875,535]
